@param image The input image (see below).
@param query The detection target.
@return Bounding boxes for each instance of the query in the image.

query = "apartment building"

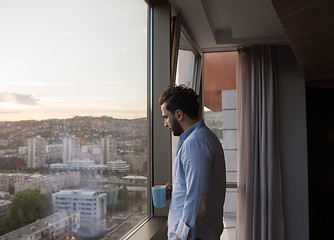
[106,160,130,173]
[45,144,63,165]
[62,136,81,163]
[0,211,80,240]
[52,189,107,238]
[0,199,11,220]
[100,136,118,165]
[14,172,80,194]
[0,174,25,192]
[27,136,47,169]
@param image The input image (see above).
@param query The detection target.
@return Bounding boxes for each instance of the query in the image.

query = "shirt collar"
[178,120,204,153]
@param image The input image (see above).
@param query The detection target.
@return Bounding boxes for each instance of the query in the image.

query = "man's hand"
[174,236,179,240]
[165,183,172,201]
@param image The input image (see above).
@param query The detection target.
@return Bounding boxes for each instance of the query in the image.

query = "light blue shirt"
[168,120,226,240]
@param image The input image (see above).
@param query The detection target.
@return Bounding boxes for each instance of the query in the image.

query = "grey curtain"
[236,45,285,240]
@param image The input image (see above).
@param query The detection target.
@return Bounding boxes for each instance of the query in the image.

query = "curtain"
[236,45,285,240]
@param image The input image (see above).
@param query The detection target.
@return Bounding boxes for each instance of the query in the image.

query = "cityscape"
[0,116,149,239]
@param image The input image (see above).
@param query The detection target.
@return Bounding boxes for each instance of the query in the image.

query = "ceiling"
[169,0,334,86]
[272,0,334,85]
[169,0,288,52]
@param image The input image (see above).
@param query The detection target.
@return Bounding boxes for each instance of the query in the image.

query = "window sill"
[101,216,167,240]
[125,216,167,240]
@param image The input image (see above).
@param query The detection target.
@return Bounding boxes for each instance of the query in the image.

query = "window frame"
[117,1,205,239]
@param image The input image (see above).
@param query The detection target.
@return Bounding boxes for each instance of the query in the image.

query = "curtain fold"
[236,45,285,240]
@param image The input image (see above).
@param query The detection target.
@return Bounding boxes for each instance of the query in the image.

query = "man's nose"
[164,120,168,128]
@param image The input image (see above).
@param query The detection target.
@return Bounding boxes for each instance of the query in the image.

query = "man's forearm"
[174,236,179,240]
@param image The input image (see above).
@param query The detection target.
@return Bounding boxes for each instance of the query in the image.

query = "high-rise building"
[46,144,63,164]
[62,136,81,163]
[27,136,46,168]
[62,137,72,164]
[100,136,117,165]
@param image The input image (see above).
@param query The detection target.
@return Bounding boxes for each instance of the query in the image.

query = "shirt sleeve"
[175,139,215,240]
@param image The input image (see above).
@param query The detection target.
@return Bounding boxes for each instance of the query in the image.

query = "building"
[17,147,28,166]
[0,211,80,240]
[107,160,130,173]
[0,199,11,220]
[0,199,11,234]
[0,192,9,200]
[100,136,118,165]
[0,174,25,192]
[27,136,47,168]
[62,136,81,163]
[62,136,72,164]
[81,144,101,163]
[52,189,107,238]
[0,156,21,169]
[121,175,147,183]
[50,160,106,178]
[46,144,63,165]
[50,159,105,170]
[14,172,81,194]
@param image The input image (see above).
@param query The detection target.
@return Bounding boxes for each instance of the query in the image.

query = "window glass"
[175,49,195,87]
[203,52,238,240]
[175,31,197,89]
[172,31,199,165]
[0,1,149,239]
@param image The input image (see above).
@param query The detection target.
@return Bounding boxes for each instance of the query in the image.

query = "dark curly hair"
[159,85,199,119]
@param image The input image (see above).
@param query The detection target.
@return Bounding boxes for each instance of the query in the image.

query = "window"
[175,31,201,93]
[0,1,149,239]
[175,49,195,87]
[203,51,238,240]
[172,28,202,164]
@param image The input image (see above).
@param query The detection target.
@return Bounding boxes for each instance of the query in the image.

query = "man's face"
[161,102,183,136]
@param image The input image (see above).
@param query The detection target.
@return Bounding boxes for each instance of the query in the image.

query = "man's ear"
[175,109,183,121]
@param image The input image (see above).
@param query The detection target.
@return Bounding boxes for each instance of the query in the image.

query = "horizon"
[0,114,148,123]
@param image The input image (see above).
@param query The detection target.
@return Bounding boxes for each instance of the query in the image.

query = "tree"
[1,189,53,234]
[117,185,129,212]
[8,184,14,195]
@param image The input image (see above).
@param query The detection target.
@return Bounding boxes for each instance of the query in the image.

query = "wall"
[275,46,309,240]
[306,87,334,239]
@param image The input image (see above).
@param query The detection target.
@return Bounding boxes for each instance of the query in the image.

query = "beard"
[171,117,183,136]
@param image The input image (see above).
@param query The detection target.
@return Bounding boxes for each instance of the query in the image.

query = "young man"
[159,85,226,240]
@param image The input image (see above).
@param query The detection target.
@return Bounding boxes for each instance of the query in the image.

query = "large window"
[203,51,238,240]
[171,28,202,164]
[0,0,149,239]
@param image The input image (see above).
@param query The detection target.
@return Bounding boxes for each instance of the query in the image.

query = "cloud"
[0,92,38,105]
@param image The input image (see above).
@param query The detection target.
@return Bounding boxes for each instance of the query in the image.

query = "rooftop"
[53,189,102,197]
[0,211,76,240]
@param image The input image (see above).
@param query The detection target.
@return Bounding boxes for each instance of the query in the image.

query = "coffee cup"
[152,185,166,208]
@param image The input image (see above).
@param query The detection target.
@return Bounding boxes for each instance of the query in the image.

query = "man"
[159,85,226,240]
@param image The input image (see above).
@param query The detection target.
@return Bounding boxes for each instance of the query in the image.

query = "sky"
[0,0,148,121]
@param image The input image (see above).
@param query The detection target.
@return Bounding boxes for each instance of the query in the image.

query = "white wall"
[276,46,309,240]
